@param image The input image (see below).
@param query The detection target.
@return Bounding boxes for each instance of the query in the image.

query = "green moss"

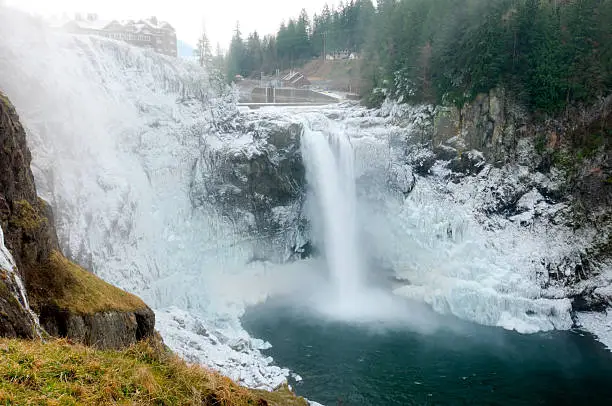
[553,149,579,175]
[0,338,307,405]
[37,251,147,315]
[0,92,11,110]
[0,278,19,309]
[534,134,547,154]
[9,200,47,232]
[575,132,605,161]
[254,384,309,406]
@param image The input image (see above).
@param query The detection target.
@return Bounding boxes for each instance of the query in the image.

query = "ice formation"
[576,310,612,351]
[0,226,27,311]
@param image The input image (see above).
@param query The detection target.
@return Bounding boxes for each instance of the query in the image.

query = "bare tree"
[195,20,213,68]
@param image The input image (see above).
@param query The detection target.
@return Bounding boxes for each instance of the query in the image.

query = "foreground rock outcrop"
[0,91,154,348]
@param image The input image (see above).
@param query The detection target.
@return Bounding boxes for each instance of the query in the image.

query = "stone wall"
[251,87,339,104]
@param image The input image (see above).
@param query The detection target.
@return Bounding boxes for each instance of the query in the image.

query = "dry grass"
[0,337,308,406]
[35,251,148,315]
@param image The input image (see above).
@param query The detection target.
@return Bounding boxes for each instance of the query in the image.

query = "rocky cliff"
[392,90,612,313]
[190,111,309,261]
[0,91,155,348]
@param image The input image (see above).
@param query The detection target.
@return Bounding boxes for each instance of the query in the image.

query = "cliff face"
[410,90,612,311]
[0,92,155,348]
[190,112,308,261]
[432,90,611,222]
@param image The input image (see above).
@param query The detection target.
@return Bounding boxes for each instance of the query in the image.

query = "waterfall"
[301,117,364,305]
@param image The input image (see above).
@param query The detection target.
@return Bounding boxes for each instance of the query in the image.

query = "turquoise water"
[242,299,612,406]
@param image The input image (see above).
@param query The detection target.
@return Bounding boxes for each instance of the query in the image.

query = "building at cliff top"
[62,14,177,57]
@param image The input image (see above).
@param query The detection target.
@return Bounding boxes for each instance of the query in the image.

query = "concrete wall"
[251,87,338,104]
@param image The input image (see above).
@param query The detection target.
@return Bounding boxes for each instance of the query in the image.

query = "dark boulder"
[448,150,486,175]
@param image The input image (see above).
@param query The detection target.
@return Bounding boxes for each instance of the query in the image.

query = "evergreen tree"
[245,31,263,75]
[195,25,213,69]
[226,22,246,81]
[221,0,612,113]
[296,9,312,61]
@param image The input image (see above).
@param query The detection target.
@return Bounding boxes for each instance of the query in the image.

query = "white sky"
[5,0,339,51]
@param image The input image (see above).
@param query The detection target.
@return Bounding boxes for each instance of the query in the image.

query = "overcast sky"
[5,0,339,51]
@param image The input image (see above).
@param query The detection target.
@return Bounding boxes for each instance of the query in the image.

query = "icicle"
[0,225,42,337]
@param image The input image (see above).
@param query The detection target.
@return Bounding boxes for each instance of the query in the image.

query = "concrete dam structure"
[251,87,339,104]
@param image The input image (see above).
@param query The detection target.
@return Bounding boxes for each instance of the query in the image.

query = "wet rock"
[0,279,34,338]
[406,146,436,176]
[190,114,309,260]
[448,150,486,175]
[191,116,305,229]
[571,286,612,312]
[388,163,416,196]
[40,306,154,349]
[433,144,458,161]
[0,92,57,279]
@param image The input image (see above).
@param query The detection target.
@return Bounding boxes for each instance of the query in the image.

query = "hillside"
[0,337,307,405]
[299,59,363,94]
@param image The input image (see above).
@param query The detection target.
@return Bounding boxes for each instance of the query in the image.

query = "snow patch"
[156,307,289,390]
[576,311,612,351]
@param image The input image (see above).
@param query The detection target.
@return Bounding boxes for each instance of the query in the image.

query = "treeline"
[225,0,375,79]
[225,0,612,114]
[367,0,612,113]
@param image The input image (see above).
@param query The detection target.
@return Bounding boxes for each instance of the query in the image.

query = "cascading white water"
[301,117,364,305]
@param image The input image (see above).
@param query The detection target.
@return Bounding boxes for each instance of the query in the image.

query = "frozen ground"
[577,310,612,351]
